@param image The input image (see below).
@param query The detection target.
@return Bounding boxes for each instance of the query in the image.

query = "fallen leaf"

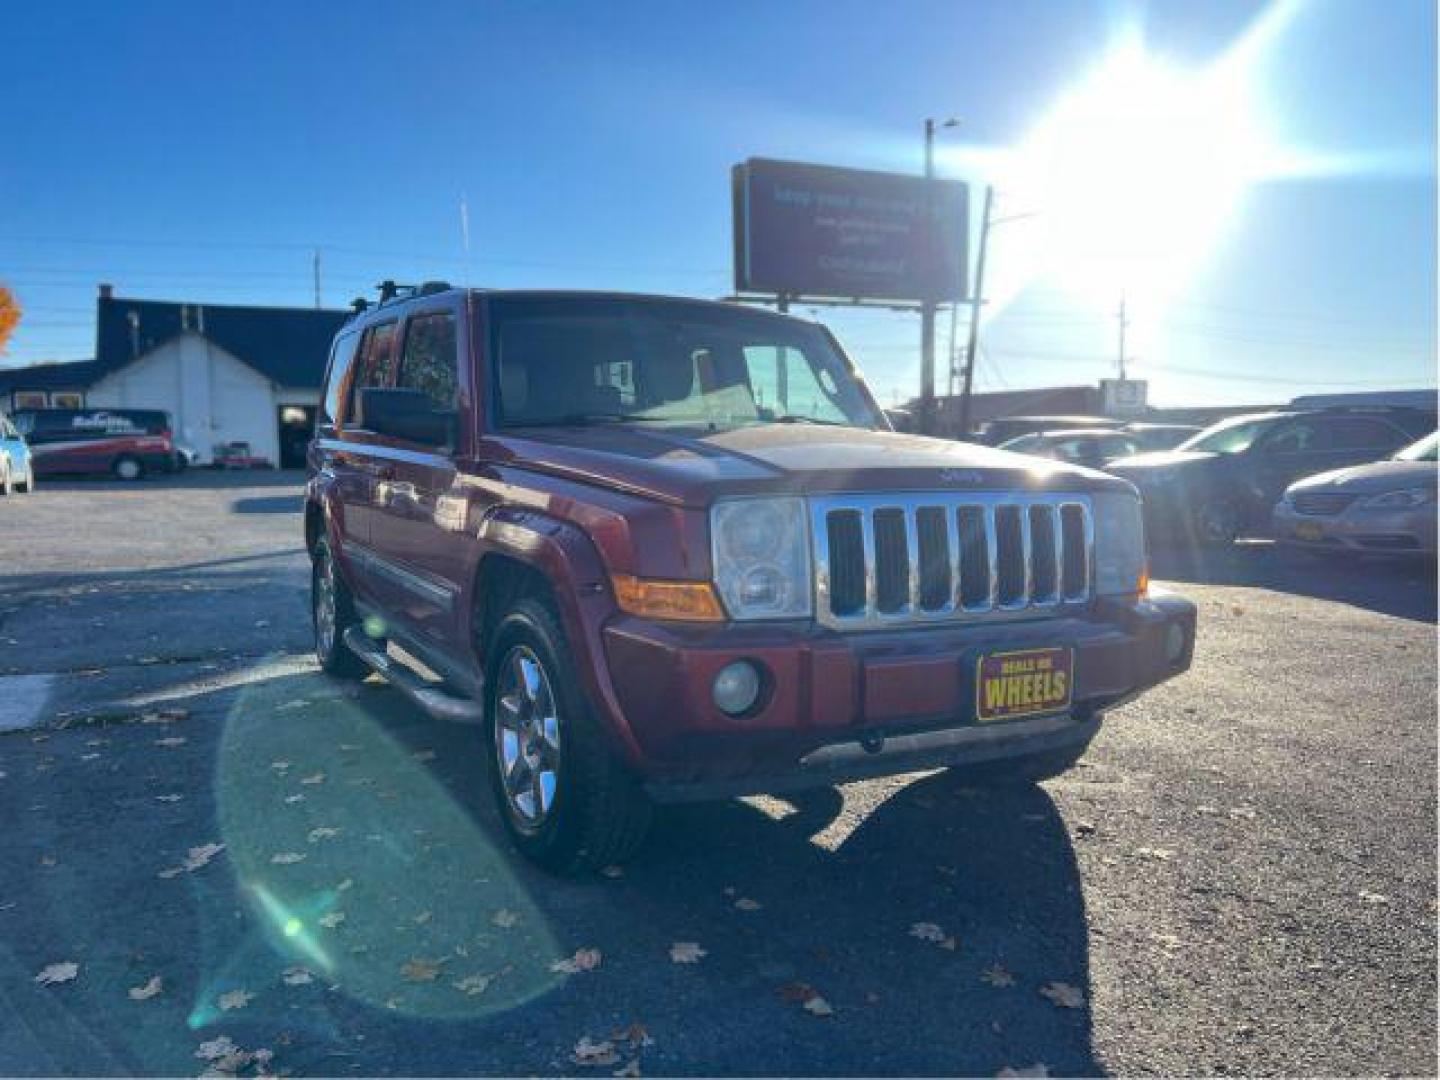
[155,794,183,803]
[337,878,354,892]
[80,752,100,761]
[997,1065,1050,1077]
[157,866,183,879]
[491,908,520,929]
[452,973,494,996]
[281,966,314,986]
[412,749,436,762]
[270,761,291,772]
[669,942,706,964]
[283,794,305,804]
[572,1037,621,1067]
[401,958,445,982]
[1135,847,1174,862]
[734,897,762,911]
[599,864,624,879]
[270,851,306,865]
[218,988,253,1011]
[307,827,341,843]
[154,737,187,748]
[338,743,361,751]
[319,911,346,929]
[551,948,602,974]
[183,842,226,872]
[35,961,79,985]
[413,910,433,925]
[1359,890,1389,905]
[195,1036,238,1061]
[910,921,946,943]
[614,1022,654,1049]
[803,994,835,1017]
[128,975,163,1000]
[300,772,326,785]
[1039,981,1085,1009]
[981,963,1016,988]
[614,1060,642,1078]
[140,708,189,724]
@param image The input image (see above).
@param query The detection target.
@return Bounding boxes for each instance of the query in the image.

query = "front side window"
[345,322,399,429]
[397,312,459,409]
[1180,416,1273,455]
[491,297,880,430]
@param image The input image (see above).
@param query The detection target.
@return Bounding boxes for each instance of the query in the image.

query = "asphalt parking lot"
[0,473,1435,1076]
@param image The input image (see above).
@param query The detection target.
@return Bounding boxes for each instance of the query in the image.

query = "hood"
[1106,449,1217,471]
[491,423,1124,506]
[1288,458,1439,495]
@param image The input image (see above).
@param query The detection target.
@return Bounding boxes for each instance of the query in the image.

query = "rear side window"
[1326,417,1409,452]
[397,312,459,408]
[345,322,399,429]
[321,331,361,428]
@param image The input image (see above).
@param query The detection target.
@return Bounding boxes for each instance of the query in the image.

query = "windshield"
[490,297,881,430]
[1394,431,1439,461]
[1178,415,1275,454]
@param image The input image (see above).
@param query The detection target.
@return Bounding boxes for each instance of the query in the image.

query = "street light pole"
[957,183,994,440]
[919,117,958,437]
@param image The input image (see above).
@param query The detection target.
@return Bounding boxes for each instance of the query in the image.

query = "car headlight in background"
[711,497,812,619]
[1093,491,1147,597]
[1358,487,1434,510]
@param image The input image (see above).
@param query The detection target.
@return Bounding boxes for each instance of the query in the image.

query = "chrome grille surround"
[810,492,1095,629]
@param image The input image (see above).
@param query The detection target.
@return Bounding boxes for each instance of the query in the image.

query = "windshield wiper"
[510,413,674,427]
[769,415,854,428]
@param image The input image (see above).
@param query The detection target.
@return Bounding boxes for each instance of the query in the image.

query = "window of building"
[13,391,46,410]
[344,322,399,429]
[397,312,459,409]
[50,392,84,409]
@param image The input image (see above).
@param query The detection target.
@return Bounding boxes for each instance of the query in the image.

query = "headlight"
[1093,491,1147,597]
[1358,487,1434,510]
[710,497,812,619]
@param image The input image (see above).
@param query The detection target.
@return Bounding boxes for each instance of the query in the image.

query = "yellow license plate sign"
[976,647,1074,723]
[1295,521,1324,542]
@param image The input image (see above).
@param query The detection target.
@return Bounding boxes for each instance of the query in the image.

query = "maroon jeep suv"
[305,286,1195,872]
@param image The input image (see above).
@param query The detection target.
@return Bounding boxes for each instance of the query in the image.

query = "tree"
[0,286,20,356]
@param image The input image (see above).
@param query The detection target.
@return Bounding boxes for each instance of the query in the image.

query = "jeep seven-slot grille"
[812,494,1093,628]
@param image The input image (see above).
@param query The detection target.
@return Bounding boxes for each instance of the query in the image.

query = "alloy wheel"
[493,645,562,828]
[314,553,337,659]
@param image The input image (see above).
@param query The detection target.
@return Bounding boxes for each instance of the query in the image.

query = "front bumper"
[1273,502,1437,555]
[600,593,1196,797]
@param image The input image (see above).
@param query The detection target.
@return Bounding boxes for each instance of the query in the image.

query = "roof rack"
[347,280,456,318]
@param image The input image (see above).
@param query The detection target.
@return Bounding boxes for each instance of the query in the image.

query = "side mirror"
[359,388,456,447]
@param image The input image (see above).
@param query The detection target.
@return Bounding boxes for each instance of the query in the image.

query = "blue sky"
[1,0,1434,407]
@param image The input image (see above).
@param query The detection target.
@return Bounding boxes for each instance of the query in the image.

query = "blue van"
[0,410,35,494]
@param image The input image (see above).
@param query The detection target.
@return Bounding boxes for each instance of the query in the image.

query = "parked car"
[976,414,1122,446]
[11,408,177,480]
[0,410,35,494]
[1273,431,1437,557]
[999,428,1144,469]
[304,287,1195,873]
[1107,407,1434,546]
[1122,422,1201,452]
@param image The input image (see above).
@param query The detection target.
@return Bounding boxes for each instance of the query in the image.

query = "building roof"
[0,359,102,393]
[96,294,350,388]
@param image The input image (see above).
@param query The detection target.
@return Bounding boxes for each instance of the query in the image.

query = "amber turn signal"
[611,574,725,622]
[1137,561,1151,597]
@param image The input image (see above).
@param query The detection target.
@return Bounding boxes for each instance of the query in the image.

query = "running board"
[342,625,484,725]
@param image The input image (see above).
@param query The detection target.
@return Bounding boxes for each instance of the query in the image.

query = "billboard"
[1101,378,1148,415]
[733,158,968,303]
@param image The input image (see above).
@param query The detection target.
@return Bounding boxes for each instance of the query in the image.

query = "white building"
[0,286,349,467]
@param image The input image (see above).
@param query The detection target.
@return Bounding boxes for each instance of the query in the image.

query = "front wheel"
[484,598,652,874]
[1194,498,1241,547]
[112,455,144,481]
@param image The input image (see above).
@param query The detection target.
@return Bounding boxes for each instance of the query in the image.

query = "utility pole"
[919,119,938,435]
[1116,295,1128,380]
[957,184,994,439]
[312,249,322,310]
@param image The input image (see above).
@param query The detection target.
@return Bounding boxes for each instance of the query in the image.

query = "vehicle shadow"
[34,469,305,493]
[1151,539,1436,623]
[231,494,305,515]
[0,668,1096,1077]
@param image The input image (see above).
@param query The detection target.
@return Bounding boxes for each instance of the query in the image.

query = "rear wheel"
[112,455,144,481]
[17,464,33,493]
[484,598,652,874]
[311,539,369,679]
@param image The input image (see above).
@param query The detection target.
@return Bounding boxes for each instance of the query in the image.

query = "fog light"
[713,660,762,717]
[1164,622,1186,664]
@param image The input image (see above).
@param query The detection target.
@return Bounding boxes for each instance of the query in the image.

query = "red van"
[12,408,178,480]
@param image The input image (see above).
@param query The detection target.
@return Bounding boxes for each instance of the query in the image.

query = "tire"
[1193,498,1241,547]
[17,464,33,493]
[484,597,653,874]
[0,461,11,497]
[311,539,370,679]
[112,455,144,481]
